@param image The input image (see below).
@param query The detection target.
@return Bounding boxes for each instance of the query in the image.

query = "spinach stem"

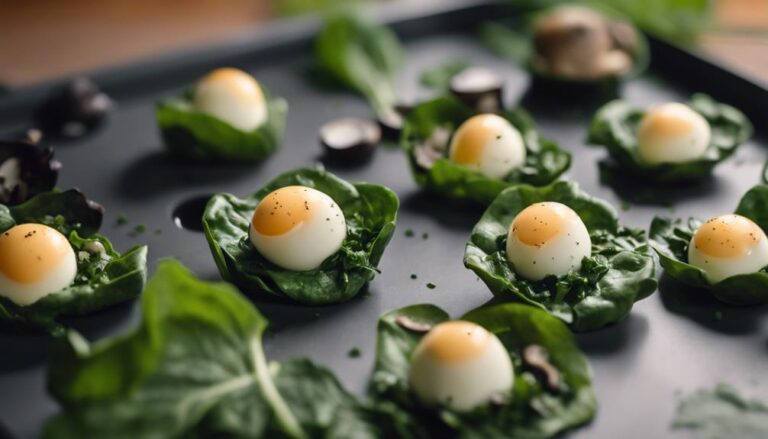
[250,339,306,439]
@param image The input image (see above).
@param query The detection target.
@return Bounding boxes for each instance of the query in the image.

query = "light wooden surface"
[0,0,766,88]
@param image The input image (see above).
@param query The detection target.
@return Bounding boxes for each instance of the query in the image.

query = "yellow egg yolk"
[450,114,508,165]
[419,321,492,363]
[251,186,316,236]
[692,214,763,258]
[638,104,695,140]
[512,202,575,247]
[0,224,72,283]
[199,67,264,104]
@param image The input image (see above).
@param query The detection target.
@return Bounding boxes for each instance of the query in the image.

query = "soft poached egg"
[409,320,513,412]
[636,102,711,164]
[249,186,346,271]
[448,114,526,179]
[0,223,77,305]
[688,214,768,283]
[193,67,267,131]
[506,202,592,280]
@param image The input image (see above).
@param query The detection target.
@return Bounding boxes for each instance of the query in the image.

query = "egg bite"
[448,114,526,179]
[0,224,77,305]
[636,102,711,164]
[193,67,267,131]
[249,186,346,271]
[688,214,768,283]
[409,320,513,412]
[506,202,591,281]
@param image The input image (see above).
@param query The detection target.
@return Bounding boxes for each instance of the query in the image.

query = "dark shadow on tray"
[598,160,718,206]
[575,314,649,356]
[316,152,377,171]
[0,420,14,439]
[659,274,765,335]
[61,299,138,340]
[0,333,52,372]
[400,190,485,231]
[115,150,261,200]
[518,76,619,122]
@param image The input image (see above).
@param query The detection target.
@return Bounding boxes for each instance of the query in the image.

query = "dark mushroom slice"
[0,137,60,206]
[413,126,451,170]
[449,67,504,113]
[532,7,634,81]
[320,117,381,163]
[377,102,415,140]
[36,77,113,138]
[522,344,561,393]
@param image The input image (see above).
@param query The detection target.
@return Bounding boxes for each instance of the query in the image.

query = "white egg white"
[409,322,514,412]
[637,102,711,164]
[249,188,346,271]
[449,114,526,179]
[193,68,267,132]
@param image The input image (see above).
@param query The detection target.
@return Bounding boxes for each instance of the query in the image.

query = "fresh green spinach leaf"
[314,11,402,113]
[419,59,471,93]
[673,384,768,439]
[650,184,768,304]
[587,93,752,183]
[202,168,398,305]
[371,303,596,438]
[402,97,571,205]
[0,190,147,333]
[464,180,656,331]
[45,259,416,439]
[156,89,287,162]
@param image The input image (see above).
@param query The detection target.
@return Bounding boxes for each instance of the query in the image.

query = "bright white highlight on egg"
[0,223,77,305]
[409,320,513,412]
[193,67,267,131]
[249,185,346,271]
[688,214,768,283]
[506,202,591,281]
[637,102,711,164]
[449,114,526,179]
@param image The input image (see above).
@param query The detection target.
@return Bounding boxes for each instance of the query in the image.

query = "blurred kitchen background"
[1,0,766,88]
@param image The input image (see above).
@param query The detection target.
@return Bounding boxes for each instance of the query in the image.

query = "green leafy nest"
[156,88,288,162]
[45,260,409,439]
[587,93,752,183]
[402,97,571,205]
[371,303,597,438]
[202,168,399,305]
[649,184,768,305]
[314,11,402,112]
[0,190,147,333]
[464,180,657,331]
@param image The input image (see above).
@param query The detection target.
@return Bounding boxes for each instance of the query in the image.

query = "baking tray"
[1,1,767,438]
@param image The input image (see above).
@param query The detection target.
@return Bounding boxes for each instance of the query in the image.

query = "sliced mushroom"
[413,126,451,169]
[0,137,60,205]
[450,67,504,113]
[533,7,636,81]
[320,117,381,164]
[36,77,113,138]
[377,103,414,140]
[522,344,561,393]
[394,315,433,333]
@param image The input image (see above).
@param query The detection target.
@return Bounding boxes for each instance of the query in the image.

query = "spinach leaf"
[672,384,768,439]
[587,94,752,183]
[314,11,402,114]
[650,184,768,304]
[202,168,398,305]
[0,138,60,206]
[464,180,656,331]
[156,89,287,162]
[371,303,596,438]
[402,97,571,205]
[45,259,412,439]
[419,59,472,93]
[0,190,147,333]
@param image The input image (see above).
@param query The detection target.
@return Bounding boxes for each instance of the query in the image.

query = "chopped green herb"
[410,273,418,280]
[404,229,415,237]
[154,228,162,235]
[620,201,631,211]
[115,215,128,226]
[422,232,429,240]
[347,347,361,358]
[714,310,723,321]
[129,224,147,237]
[426,283,436,290]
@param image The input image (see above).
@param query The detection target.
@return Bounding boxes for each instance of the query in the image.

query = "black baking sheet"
[1,1,767,438]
